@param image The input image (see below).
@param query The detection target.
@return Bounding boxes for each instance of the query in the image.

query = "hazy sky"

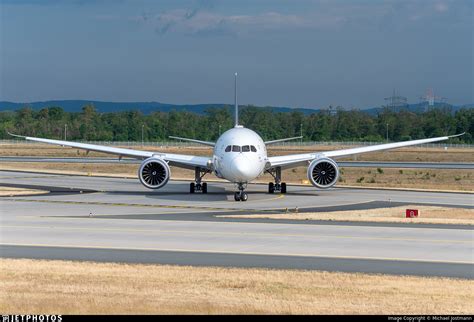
[0,0,472,108]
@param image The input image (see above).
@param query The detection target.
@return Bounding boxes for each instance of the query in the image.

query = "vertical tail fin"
[234,72,239,127]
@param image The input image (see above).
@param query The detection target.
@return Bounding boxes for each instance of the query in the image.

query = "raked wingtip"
[450,132,466,138]
[6,131,25,138]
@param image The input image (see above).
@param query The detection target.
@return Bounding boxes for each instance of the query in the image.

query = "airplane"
[8,73,464,201]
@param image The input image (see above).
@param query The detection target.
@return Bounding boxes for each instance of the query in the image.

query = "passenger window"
[232,145,241,152]
[251,145,257,152]
[242,145,250,152]
[225,145,231,152]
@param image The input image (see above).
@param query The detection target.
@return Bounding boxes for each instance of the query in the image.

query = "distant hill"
[0,100,321,115]
[0,100,472,115]
[0,100,220,114]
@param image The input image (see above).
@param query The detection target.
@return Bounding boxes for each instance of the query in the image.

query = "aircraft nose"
[231,156,252,180]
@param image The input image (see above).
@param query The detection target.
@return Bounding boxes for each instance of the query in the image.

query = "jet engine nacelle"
[307,157,339,189]
[138,157,170,189]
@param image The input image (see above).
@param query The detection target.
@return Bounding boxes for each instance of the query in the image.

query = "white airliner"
[8,74,464,201]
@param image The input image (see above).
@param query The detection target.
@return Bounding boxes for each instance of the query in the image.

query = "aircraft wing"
[264,136,303,145]
[7,133,212,170]
[268,133,464,169]
[169,136,215,147]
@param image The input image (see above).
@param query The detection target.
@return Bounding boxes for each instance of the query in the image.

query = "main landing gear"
[267,167,287,194]
[234,183,248,202]
[190,167,210,194]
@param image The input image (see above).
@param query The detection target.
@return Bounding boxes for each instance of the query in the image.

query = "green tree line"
[0,104,472,143]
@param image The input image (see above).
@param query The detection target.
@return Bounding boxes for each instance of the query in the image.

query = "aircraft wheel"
[234,192,241,201]
[268,182,275,194]
[240,192,248,201]
[281,182,287,194]
[202,182,208,194]
[190,182,195,193]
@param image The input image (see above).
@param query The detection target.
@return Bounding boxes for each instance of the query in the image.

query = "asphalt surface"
[0,170,473,278]
[2,245,472,278]
[1,156,473,169]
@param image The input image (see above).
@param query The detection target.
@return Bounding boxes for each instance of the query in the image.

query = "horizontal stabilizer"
[265,136,303,145]
[169,136,215,147]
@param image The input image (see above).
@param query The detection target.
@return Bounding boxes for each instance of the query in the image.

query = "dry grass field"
[0,187,47,196]
[1,258,473,315]
[219,205,474,225]
[0,143,473,191]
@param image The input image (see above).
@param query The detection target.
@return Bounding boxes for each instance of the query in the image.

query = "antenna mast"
[234,72,238,127]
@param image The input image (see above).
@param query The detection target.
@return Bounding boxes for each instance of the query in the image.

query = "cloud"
[135,10,345,36]
[130,0,218,35]
[434,2,449,13]
[123,1,470,37]
[0,0,125,6]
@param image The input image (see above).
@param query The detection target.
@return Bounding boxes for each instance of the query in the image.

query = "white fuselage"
[212,126,268,183]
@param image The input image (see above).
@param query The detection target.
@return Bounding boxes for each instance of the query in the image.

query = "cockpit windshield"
[225,145,257,152]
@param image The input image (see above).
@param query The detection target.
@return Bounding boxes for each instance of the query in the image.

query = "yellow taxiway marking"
[12,212,474,232]
[402,200,474,207]
[0,174,70,180]
[2,224,472,244]
[247,199,377,212]
[2,198,252,212]
[2,194,285,212]
[340,191,474,204]
[1,197,384,217]
[193,193,285,205]
[1,242,472,265]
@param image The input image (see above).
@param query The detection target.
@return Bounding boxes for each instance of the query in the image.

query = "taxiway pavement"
[1,170,472,278]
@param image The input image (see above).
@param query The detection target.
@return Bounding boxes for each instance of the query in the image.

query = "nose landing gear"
[234,191,248,201]
[234,183,248,201]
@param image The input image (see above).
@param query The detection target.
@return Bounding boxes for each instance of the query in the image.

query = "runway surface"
[0,170,473,278]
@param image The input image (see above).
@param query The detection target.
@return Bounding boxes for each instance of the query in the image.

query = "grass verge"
[0,186,48,196]
[1,258,473,314]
